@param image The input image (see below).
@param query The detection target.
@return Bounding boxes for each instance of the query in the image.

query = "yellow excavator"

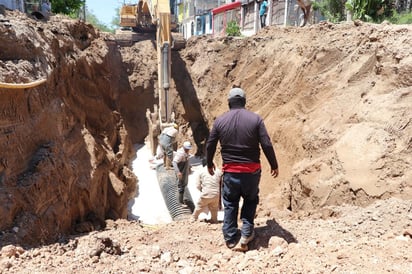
[118,0,185,157]
[119,1,195,216]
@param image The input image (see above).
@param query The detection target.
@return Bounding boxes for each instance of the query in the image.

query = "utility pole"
[83,0,86,21]
[78,0,86,21]
[254,0,259,33]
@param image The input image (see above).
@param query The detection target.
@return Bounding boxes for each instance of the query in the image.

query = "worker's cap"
[173,123,178,129]
[228,87,246,99]
[168,128,178,138]
[183,141,192,150]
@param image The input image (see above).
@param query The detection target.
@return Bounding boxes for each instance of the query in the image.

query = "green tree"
[312,0,346,22]
[389,10,412,24]
[226,20,241,37]
[51,0,85,15]
[49,0,119,32]
[345,0,387,22]
[111,7,120,28]
[313,0,394,23]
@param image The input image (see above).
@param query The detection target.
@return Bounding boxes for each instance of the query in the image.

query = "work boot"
[240,230,255,245]
[226,240,237,249]
[225,229,241,249]
[233,230,255,252]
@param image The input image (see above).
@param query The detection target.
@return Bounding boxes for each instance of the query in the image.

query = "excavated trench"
[0,11,209,245]
[150,49,210,221]
[119,37,209,222]
[2,10,412,247]
[118,38,210,155]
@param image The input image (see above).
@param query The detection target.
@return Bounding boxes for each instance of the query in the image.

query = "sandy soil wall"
[0,11,142,245]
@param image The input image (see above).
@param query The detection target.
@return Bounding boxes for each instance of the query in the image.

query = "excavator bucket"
[172,32,186,50]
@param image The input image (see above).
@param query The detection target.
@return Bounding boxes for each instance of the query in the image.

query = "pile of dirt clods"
[0,7,411,274]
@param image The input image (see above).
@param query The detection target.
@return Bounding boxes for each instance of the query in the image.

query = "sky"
[86,0,124,26]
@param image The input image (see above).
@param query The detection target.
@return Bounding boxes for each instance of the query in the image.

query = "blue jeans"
[222,170,261,242]
[260,14,267,27]
[159,133,174,160]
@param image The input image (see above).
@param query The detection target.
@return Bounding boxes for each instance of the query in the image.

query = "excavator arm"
[120,0,175,125]
[123,1,194,215]
[119,0,183,155]
[154,0,173,125]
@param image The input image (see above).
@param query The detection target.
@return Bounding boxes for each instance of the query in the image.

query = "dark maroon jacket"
[206,104,278,171]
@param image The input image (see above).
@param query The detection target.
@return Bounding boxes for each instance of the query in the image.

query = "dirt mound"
[1,198,411,273]
[0,10,140,245]
[178,21,412,211]
[0,7,411,273]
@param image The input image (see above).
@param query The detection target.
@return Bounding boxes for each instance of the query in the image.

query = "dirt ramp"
[0,12,138,245]
[178,22,412,211]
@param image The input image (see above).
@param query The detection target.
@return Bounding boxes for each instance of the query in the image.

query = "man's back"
[205,87,279,250]
[198,167,222,198]
[208,107,276,167]
[173,147,189,164]
[214,108,261,144]
[259,0,268,15]
[163,126,178,138]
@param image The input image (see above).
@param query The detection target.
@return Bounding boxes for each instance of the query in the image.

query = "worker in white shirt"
[193,158,222,223]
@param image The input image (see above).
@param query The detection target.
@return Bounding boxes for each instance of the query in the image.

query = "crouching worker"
[192,158,223,223]
[156,123,179,168]
[173,141,192,207]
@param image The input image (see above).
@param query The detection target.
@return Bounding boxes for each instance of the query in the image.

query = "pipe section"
[156,165,194,220]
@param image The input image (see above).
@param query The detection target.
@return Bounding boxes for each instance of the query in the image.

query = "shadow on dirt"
[251,218,297,250]
[172,52,209,157]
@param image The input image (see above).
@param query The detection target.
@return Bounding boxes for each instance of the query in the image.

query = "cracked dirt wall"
[176,22,412,211]
[0,11,143,245]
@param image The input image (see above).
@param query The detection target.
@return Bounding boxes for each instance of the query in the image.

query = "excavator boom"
[155,0,172,125]
[120,1,194,217]
[118,0,185,155]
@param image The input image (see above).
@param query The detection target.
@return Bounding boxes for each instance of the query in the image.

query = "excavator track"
[116,30,186,50]
[115,29,149,47]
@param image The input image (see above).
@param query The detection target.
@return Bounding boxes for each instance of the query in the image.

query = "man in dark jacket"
[206,87,279,251]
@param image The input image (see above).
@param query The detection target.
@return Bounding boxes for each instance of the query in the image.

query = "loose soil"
[0,8,411,273]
